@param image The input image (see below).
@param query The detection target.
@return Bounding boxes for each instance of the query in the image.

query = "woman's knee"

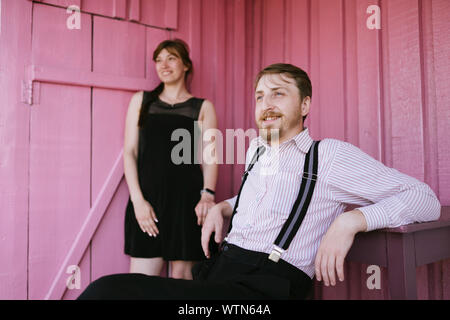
[170,261,195,279]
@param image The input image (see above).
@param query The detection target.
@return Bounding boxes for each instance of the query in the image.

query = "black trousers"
[77,243,312,300]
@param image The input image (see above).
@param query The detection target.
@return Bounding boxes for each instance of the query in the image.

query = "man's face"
[254,73,310,144]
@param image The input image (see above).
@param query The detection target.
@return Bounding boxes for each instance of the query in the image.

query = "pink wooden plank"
[93,16,146,78]
[32,3,91,72]
[0,0,33,300]
[29,64,153,91]
[355,0,383,160]
[384,0,425,181]
[88,87,130,281]
[193,0,231,201]
[167,0,200,93]
[164,0,178,29]
[91,89,130,201]
[217,0,234,202]
[170,0,189,43]
[309,0,357,300]
[224,0,245,194]
[186,0,202,93]
[219,0,250,197]
[261,0,285,65]
[61,245,91,300]
[76,88,128,295]
[37,0,81,8]
[199,0,219,98]
[419,0,440,198]
[113,0,127,19]
[80,0,111,16]
[430,0,450,298]
[91,180,130,281]
[432,0,450,206]
[342,0,359,147]
[128,0,141,22]
[308,0,321,138]
[29,83,91,299]
[45,150,124,299]
[141,0,165,27]
[285,0,310,71]
[243,0,258,132]
[285,0,314,132]
[380,0,431,300]
[140,0,178,29]
[248,0,263,135]
[82,0,126,19]
[346,0,386,300]
[312,0,346,140]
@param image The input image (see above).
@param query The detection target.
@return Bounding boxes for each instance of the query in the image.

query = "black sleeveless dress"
[124,92,206,261]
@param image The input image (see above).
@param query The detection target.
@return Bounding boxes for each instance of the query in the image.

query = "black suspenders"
[224,140,321,263]
[226,145,266,234]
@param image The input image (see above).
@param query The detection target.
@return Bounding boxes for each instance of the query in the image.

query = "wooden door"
[25,0,173,300]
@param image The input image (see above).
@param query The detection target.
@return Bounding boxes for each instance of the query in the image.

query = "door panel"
[32,3,91,72]
[29,83,91,299]
[93,16,146,78]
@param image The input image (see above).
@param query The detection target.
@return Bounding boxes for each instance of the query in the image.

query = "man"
[78,63,440,300]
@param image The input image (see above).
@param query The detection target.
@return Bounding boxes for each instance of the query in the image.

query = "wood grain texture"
[1,0,448,300]
[0,0,33,300]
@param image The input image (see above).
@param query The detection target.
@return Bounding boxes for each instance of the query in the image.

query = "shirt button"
[223,245,229,251]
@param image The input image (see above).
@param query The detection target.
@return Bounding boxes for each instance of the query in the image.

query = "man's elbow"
[418,189,441,222]
[429,196,441,221]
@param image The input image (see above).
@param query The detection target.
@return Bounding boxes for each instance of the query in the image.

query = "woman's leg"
[170,260,196,279]
[129,257,165,276]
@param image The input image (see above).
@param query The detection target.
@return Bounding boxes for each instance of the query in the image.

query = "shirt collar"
[255,127,313,154]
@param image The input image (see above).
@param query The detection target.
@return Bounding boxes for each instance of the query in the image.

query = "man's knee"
[78,274,123,300]
[78,273,164,300]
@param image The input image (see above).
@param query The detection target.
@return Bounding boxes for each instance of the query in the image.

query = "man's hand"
[201,203,225,258]
[314,210,367,286]
[195,192,216,226]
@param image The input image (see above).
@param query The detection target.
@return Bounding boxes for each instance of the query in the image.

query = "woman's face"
[154,48,188,84]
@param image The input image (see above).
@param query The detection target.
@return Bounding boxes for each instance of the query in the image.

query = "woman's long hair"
[138,39,193,127]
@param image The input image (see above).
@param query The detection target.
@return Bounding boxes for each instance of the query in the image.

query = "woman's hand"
[132,197,159,237]
[195,192,216,226]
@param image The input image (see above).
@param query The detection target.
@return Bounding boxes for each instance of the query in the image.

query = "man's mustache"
[259,111,283,121]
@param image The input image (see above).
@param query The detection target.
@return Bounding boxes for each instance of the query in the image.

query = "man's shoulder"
[317,138,348,154]
[316,138,364,166]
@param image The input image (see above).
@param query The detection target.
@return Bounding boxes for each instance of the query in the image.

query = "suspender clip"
[268,246,285,263]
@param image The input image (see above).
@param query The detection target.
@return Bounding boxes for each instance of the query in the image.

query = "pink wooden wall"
[0,0,449,300]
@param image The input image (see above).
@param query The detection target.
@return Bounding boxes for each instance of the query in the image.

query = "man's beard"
[260,127,280,146]
[257,111,282,145]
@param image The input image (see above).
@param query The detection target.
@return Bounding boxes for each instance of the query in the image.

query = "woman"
[123,39,218,280]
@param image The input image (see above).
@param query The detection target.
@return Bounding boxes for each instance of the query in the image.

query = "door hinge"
[21,80,33,105]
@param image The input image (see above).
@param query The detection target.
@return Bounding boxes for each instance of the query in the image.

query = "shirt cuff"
[355,202,391,232]
[224,195,237,210]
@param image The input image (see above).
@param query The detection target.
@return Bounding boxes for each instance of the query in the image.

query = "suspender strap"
[226,145,266,235]
[269,140,321,262]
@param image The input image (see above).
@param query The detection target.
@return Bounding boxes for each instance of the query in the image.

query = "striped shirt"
[225,128,441,278]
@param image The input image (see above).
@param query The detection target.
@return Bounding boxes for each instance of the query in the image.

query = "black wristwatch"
[200,188,215,196]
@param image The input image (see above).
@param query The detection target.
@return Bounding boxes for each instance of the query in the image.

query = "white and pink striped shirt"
[225,128,441,278]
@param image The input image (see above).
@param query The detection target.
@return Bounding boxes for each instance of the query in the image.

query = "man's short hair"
[254,63,312,121]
